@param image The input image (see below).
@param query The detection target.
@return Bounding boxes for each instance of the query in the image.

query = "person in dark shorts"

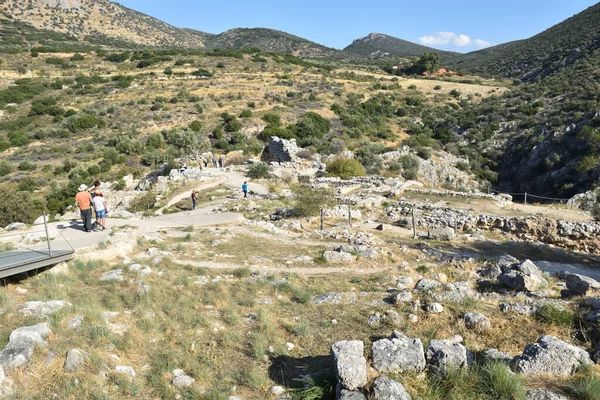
[191,190,198,210]
[75,184,93,232]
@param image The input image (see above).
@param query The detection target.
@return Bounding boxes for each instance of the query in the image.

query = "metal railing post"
[43,212,52,257]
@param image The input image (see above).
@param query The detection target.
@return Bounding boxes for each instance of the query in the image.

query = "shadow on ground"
[421,239,600,280]
[269,355,332,389]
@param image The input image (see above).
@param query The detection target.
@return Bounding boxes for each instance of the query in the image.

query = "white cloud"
[454,34,471,47]
[418,31,456,46]
[418,32,491,48]
[474,39,491,48]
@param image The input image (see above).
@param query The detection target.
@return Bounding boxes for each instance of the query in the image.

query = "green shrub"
[456,161,470,171]
[246,162,271,179]
[127,191,156,212]
[70,53,85,62]
[262,112,281,127]
[417,147,432,160]
[45,57,67,66]
[188,120,203,132]
[240,110,253,119]
[0,160,14,176]
[292,185,335,217]
[69,115,101,132]
[18,160,36,171]
[295,112,330,139]
[326,158,365,179]
[104,52,131,63]
[0,190,45,227]
[191,68,213,77]
[399,154,420,179]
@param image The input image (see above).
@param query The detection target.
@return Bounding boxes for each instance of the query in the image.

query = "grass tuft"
[534,303,575,327]
[477,362,525,400]
[291,373,336,400]
[565,367,600,400]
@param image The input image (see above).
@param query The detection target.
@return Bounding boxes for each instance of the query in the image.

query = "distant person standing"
[218,156,224,168]
[212,155,217,168]
[75,184,93,232]
[203,159,208,168]
[242,181,248,198]
[92,191,108,231]
[191,190,198,210]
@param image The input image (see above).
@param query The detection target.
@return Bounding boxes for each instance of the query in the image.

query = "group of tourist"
[201,155,225,169]
[75,180,108,232]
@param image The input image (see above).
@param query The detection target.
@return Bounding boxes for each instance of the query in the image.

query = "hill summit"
[344,32,458,59]
[0,0,209,48]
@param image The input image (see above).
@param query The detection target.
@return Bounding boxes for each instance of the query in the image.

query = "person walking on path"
[242,181,248,198]
[75,184,93,232]
[218,156,224,168]
[92,191,108,231]
[212,155,217,168]
[191,190,198,210]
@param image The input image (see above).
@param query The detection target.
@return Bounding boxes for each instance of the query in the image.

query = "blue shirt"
[242,184,248,191]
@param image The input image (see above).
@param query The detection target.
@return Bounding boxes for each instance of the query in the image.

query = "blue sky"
[117,0,598,52]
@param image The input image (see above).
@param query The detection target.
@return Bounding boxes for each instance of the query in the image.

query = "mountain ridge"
[447,2,600,80]
[344,32,459,59]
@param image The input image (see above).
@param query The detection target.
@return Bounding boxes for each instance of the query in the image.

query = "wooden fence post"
[348,206,352,227]
[412,206,417,239]
[320,208,324,231]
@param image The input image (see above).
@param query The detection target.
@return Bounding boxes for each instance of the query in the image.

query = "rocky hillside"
[206,28,353,60]
[344,33,458,59]
[447,2,600,81]
[0,0,209,49]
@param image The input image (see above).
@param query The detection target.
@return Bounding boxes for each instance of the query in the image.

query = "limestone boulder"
[499,260,547,292]
[371,331,426,373]
[463,312,491,331]
[331,340,367,391]
[516,336,592,376]
[426,339,469,376]
[565,273,600,296]
[371,376,412,400]
[0,323,51,368]
[64,348,89,372]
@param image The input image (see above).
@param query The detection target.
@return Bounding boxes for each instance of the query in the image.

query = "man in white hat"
[75,184,93,232]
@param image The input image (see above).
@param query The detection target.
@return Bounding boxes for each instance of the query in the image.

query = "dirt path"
[172,259,393,275]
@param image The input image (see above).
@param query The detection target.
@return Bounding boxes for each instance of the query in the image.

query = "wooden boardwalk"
[0,249,74,279]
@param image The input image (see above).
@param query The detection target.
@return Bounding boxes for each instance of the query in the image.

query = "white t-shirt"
[92,196,106,211]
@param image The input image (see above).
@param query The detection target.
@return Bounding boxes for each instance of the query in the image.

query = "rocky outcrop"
[426,339,470,376]
[64,348,89,372]
[427,227,455,241]
[499,259,548,292]
[516,335,592,376]
[17,300,71,317]
[324,250,357,263]
[371,331,426,373]
[463,312,491,331]
[565,273,600,296]
[261,136,300,163]
[331,341,367,391]
[371,376,412,400]
[0,323,51,368]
